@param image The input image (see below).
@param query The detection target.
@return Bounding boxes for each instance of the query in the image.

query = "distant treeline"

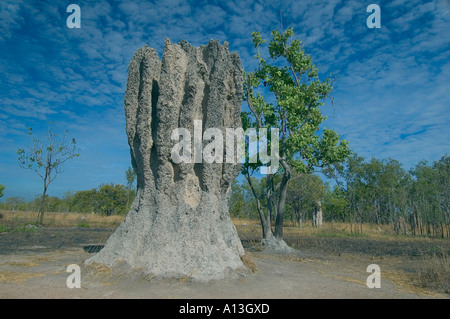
[0,184,136,216]
[230,154,450,238]
[1,154,449,237]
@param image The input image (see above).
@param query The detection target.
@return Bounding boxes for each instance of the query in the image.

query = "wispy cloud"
[0,0,448,199]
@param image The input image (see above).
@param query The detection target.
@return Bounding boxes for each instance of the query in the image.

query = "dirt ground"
[0,227,448,299]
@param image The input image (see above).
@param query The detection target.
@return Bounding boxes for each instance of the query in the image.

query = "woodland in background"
[1,153,449,238]
[0,183,135,217]
[230,153,450,238]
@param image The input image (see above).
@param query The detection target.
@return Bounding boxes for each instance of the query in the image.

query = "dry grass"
[281,222,394,239]
[332,275,367,286]
[240,251,257,273]
[231,218,261,226]
[84,262,113,275]
[0,212,439,242]
[0,271,46,283]
[4,261,40,267]
[234,219,449,243]
[0,210,124,229]
[413,251,450,293]
[383,270,445,297]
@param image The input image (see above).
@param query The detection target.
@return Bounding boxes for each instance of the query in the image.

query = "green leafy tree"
[323,186,349,222]
[286,172,325,227]
[323,153,449,236]
[230,180,245,218]
[231,177,267,220]
[17,127,79,225]
[410,156,450,237]
[323,153,367,229]
[4,196,27,211]
[60,191,75,213]
[433,155,450,236]
[71,189,98,213]
[0,184,5,198]
[243,28,350,246]
[95,184,128,216]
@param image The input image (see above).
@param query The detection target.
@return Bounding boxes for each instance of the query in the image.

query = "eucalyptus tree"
[243,28,350,250]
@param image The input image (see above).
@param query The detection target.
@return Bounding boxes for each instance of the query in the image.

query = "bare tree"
[17,127,79,225]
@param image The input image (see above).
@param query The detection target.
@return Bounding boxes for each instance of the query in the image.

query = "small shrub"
[77,222,90,228]
[10,224,40,233]
[0,225,12,233]
[415,251,450,293]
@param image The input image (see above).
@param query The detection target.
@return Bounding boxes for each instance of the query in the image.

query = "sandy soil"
[0,228,448,299]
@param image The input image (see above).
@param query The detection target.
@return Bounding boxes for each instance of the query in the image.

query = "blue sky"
[0,0,449,200]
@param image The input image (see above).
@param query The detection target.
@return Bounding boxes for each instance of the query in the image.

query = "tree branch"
[245,75,263,128]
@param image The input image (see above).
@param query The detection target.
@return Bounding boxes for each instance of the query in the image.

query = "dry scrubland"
[0,210,123,229]
[0,210,449,298]
[0,210,430,237]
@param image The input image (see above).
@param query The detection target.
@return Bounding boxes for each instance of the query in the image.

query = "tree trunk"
[86,39,248,281]
[266,176,274,235]
[245,172,272,239]
[274,169,290,240]
[258,166,296,254]
[298,211,302,228]
[312,200,323,227]
[409,210,416,235]
[37,182,47,225]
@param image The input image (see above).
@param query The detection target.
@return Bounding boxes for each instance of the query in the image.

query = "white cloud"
[1,0,449,198]
[0,1,23,41]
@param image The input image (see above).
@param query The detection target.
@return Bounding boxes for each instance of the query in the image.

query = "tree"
[125,167,136,208]
[433,155,450,237]
[4,196,27,211]
[243,28,350,250]
[323,153,369,232]
[95,184,128,216]
[323,153,449,236]
[17,126,79,225]
[71,189,98,213]
[410,156,450,237]
[323,186,349,222]
[230,179,245,218]
[286,172,325,227]
[230,178,267,220]
[125,167,136,190]
[0,184,5,198]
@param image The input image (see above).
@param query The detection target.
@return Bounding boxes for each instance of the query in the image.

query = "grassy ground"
[233,220,449,294]
[1,210,448,294]
[0,210,123,230]
[1,210,447,241]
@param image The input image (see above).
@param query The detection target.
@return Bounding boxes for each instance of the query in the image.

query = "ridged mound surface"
[85,39,246,281]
